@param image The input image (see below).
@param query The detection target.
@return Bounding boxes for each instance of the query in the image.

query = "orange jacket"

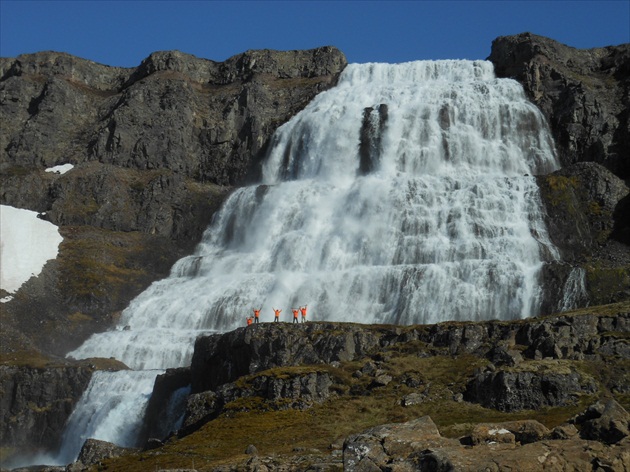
[292,309,299,319]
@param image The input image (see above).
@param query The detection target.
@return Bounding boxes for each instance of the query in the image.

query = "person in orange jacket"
[273,308,282,322]
[246,316,253,326]
[300,305,308,323]
[292,308,299,324]
[253,308,261,324]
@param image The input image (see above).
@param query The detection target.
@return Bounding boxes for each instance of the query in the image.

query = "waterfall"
[558,267,588,311]
[53,59,560,464]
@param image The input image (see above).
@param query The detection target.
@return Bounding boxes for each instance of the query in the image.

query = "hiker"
[300,305,308,323]
[253,308,261,324]
[273,308,282,322]
[292,308,299,324]
[246,316,253,326]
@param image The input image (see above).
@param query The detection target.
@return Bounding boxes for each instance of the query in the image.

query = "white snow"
[45,163,74,174]
[0,205,63,300]
[489,428,512,435]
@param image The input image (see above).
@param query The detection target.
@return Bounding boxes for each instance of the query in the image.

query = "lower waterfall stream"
[35,59,574,465]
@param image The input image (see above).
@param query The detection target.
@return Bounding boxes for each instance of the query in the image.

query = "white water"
[51,60,563,464]
[559,267,588,311]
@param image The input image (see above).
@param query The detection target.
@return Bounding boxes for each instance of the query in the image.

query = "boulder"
[343,416,448,471]
[573,398,630,444]
[71,438,131,468]
[469,420,549,445]
[344,414,630,472]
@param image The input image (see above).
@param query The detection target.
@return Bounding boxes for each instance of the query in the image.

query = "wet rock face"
[489,32,630,179]
[536,162,630,311]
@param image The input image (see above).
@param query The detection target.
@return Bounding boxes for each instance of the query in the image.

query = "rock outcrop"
[2,35,630,469]
[0,361,95,452]
[489,32,630,179]
[0,47,347,356]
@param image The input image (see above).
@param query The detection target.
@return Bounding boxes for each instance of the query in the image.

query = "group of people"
[246,305,308,325]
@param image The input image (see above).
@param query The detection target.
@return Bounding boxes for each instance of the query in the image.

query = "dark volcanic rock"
[0,363,94,451]
[174,370,333,440]
[1,48,347,184]
[490,34,630,312]
[190,322,383,393]
[463,365,597,412]
[538,163,629,260]
[139,367,191,445]
[537,162,630,310]
[573,398,630,444]
[489,33,630,179]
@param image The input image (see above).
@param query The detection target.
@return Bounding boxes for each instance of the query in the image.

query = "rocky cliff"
[0,355,126,457]
[0,46,348,356]
[489,32,629,179]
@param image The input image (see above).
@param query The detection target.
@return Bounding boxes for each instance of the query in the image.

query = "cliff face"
[488,33,630,309]
[0,363,94,451]
[0,47,348,356]
[489,32,630,179]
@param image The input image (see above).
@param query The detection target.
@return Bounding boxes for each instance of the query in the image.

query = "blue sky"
[1,1,628,67]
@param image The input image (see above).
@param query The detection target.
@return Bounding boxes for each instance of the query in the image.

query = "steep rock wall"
[489,32,630,179]
[0,363,94,451]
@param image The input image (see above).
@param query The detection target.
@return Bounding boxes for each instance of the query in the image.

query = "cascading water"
[51,59,564,464]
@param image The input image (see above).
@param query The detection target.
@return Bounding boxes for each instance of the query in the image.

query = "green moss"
[57,226,163,303]
[540,174,580,212]
[0,350,58,368]
[0,165,33,178]
[584,263,630,305]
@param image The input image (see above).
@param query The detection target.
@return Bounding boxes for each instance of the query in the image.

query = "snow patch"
[45,163,74,174]
[489,428,511,435]
[0,205,63,298]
